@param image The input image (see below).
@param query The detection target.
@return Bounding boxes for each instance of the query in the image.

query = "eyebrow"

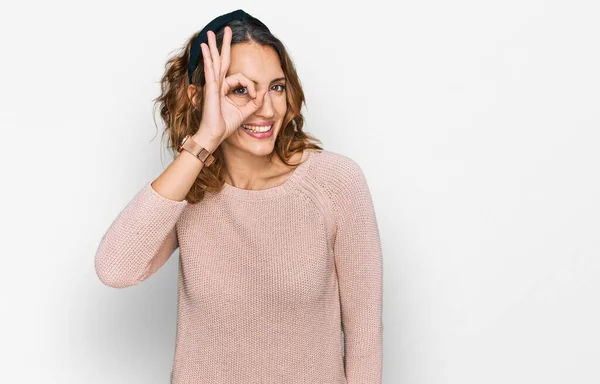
[248,76,286,85]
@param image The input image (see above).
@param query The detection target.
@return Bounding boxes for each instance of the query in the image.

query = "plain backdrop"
[0,0,598,383]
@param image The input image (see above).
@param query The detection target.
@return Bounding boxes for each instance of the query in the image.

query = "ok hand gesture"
[195,26,267,142]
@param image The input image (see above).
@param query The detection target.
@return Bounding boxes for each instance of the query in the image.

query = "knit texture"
[95,148,383,383]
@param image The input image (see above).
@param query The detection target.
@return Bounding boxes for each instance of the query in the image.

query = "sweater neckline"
[219,148,320,201]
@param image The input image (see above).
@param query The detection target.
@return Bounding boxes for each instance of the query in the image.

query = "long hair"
[152,16,323,204]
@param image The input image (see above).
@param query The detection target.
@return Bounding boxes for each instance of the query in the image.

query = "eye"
[272,84,286,92]
[231,84,285,96]
[232,87,248,96]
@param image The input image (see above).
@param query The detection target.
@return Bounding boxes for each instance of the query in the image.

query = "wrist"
[191,131,221,154]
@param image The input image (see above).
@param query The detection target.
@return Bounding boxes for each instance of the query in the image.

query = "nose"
[254,89,275,119]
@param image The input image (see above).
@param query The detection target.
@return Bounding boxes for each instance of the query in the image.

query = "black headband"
[187,9,270,84]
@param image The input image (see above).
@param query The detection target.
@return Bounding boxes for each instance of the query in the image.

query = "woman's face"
[223,42,287,156]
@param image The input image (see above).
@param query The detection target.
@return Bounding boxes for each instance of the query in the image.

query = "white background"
[1,0,598,383]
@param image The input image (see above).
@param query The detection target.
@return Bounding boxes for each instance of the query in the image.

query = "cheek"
[274,95,287,117]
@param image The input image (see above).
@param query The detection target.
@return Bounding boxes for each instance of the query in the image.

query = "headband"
[187,9,270,84]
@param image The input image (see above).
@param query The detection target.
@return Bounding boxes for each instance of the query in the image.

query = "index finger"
[220,26,232,80]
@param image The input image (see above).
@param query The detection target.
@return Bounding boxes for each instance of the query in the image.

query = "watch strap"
[177,134,215,167]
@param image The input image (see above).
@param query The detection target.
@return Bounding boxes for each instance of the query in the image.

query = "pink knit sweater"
[95,148,383,383]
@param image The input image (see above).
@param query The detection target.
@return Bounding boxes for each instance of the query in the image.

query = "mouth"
[242,123,274,133]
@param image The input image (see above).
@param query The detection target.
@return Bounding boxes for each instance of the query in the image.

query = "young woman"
[95,9,383,384]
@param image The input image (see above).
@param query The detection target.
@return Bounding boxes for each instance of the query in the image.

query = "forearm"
[151,130,222,201]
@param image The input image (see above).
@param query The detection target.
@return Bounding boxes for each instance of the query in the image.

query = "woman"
[95,9,383,384]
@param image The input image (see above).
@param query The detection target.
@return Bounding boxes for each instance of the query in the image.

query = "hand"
[195,26,266,142]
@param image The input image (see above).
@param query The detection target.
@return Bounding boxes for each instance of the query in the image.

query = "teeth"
[243,124,272,133]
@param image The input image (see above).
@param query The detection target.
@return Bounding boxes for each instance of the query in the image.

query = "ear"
[187,85,200,108]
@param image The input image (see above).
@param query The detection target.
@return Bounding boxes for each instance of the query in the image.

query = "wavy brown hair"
[152,17,323,204]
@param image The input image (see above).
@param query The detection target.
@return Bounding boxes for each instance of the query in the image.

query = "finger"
[200,43,216,85]
[220,26,232,80]
[207,31,221,82]
[237,88,268,119]
[223,72,257,98]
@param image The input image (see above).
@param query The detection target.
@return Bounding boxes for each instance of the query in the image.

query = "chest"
[175,196,337,306]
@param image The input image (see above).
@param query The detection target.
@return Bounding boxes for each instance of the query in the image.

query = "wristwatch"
[177,134,215,167]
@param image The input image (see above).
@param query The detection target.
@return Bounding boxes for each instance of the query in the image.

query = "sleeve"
[94,182,189,288]
[331,158,384,383]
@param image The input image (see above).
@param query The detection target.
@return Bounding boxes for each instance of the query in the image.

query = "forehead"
[227,42,284,83]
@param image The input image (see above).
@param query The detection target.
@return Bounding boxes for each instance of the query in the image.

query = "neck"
[220,145,304,191]
[220,147,283,190]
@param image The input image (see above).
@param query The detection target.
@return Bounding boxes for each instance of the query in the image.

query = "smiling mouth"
[242,124,273,133]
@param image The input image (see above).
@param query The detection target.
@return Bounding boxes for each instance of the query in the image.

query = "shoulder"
[309,148,368,190]
[305,149,377,238]
[304,149,372,212]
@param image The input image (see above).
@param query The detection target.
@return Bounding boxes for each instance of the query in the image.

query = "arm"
[94,182,188,288]
[331,158,384,383]
[95,131,221,288]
